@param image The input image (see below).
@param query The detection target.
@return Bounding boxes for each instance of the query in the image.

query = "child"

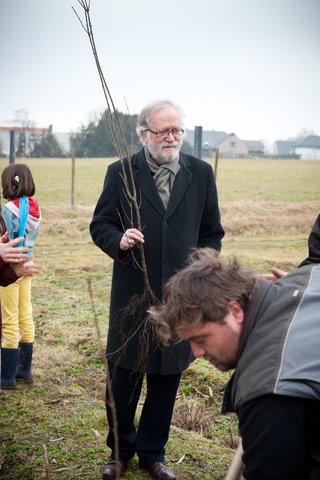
[0,164,41,389]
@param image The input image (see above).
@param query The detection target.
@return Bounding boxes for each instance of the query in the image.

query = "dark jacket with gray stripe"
[223,263,320,413]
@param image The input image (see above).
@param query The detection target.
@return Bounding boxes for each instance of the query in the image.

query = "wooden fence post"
[9,130,16,164]
[71,149,75,208]
[214,148,220,180]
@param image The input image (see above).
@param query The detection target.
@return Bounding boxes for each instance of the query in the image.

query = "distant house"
[273,140,297,158]
[184,129,264,158]
[0,126,51,156]
[0,126,72,156]
[274,136,320,159]
[242,140,264,156]
[293,135,320,160]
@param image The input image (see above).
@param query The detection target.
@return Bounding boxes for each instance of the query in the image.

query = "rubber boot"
[16,342,33,384]
[1,348,19,389]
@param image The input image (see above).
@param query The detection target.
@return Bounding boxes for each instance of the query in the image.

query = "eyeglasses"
[144,128,184,139]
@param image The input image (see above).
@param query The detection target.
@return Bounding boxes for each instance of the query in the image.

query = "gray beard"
[155,149,180,164]
[149,140,182,165]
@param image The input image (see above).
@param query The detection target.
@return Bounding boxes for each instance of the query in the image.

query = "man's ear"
[140,130,148,144]
[227,300,244,325]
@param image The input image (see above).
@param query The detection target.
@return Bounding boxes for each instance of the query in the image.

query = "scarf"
[5,197,41,233]
[144,147,180,209]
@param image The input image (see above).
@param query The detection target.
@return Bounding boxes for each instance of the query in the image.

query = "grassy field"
[0,156,319,480]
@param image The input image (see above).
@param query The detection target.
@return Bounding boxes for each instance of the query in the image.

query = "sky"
[1,0,319,151]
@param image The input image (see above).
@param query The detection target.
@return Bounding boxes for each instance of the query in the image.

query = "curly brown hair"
[149,248,258,344]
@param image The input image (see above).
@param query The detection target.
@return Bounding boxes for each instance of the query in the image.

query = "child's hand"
[0,237,29,263]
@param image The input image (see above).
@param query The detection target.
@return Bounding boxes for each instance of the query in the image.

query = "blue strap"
[18,196,29,246]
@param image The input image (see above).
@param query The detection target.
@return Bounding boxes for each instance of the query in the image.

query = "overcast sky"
[1,0,319,150]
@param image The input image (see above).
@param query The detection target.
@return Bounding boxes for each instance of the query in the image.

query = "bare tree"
[288,128,316,143]
[12,108,36,157]
[73,3,158,478]
[73,0,156,306]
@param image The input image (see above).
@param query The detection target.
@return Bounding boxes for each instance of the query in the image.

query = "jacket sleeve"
[238,394,312,479]
[299,214,320,267]
[0,257,19,286]
[1,207,20,241]
[197,165,224,252]
[89,163,128,262]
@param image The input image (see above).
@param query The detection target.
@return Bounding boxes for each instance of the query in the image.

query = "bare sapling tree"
[73,2,159,477]
[72,0,156,307]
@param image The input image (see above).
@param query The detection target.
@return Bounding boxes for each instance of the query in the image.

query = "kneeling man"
[149,248,320,480]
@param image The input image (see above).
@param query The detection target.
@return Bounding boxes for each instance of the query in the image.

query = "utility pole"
[9,130,16,164]
[194,126,202,159]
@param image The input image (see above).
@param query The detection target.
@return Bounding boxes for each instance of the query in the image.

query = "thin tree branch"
[73,0,156,305]
[86,277,120,479]
[42,444,51,480]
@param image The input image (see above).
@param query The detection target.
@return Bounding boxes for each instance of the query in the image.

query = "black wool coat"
[299,213,320,267]
[90,149,224,375]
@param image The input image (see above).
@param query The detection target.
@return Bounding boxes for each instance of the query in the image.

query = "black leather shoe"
[146,462,177,480]
[102,460,127,479]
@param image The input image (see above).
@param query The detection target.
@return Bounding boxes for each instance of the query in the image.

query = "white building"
[293,135,320,160]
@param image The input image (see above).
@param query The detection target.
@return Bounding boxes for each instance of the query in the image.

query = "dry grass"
[221,200,319,235]
[38,199,320,274]
[173,397,207,433]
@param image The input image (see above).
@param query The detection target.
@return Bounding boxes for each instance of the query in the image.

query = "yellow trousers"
[0,276,35,348]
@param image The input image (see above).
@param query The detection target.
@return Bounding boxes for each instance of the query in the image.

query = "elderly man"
[150,248,320,480]
[90,100,224,480]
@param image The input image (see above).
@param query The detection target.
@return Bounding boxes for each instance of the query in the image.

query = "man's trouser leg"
[137,372,181,468]
[106,362,143,462]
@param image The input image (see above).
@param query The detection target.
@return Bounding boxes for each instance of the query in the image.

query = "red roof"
[0,126,50,132]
